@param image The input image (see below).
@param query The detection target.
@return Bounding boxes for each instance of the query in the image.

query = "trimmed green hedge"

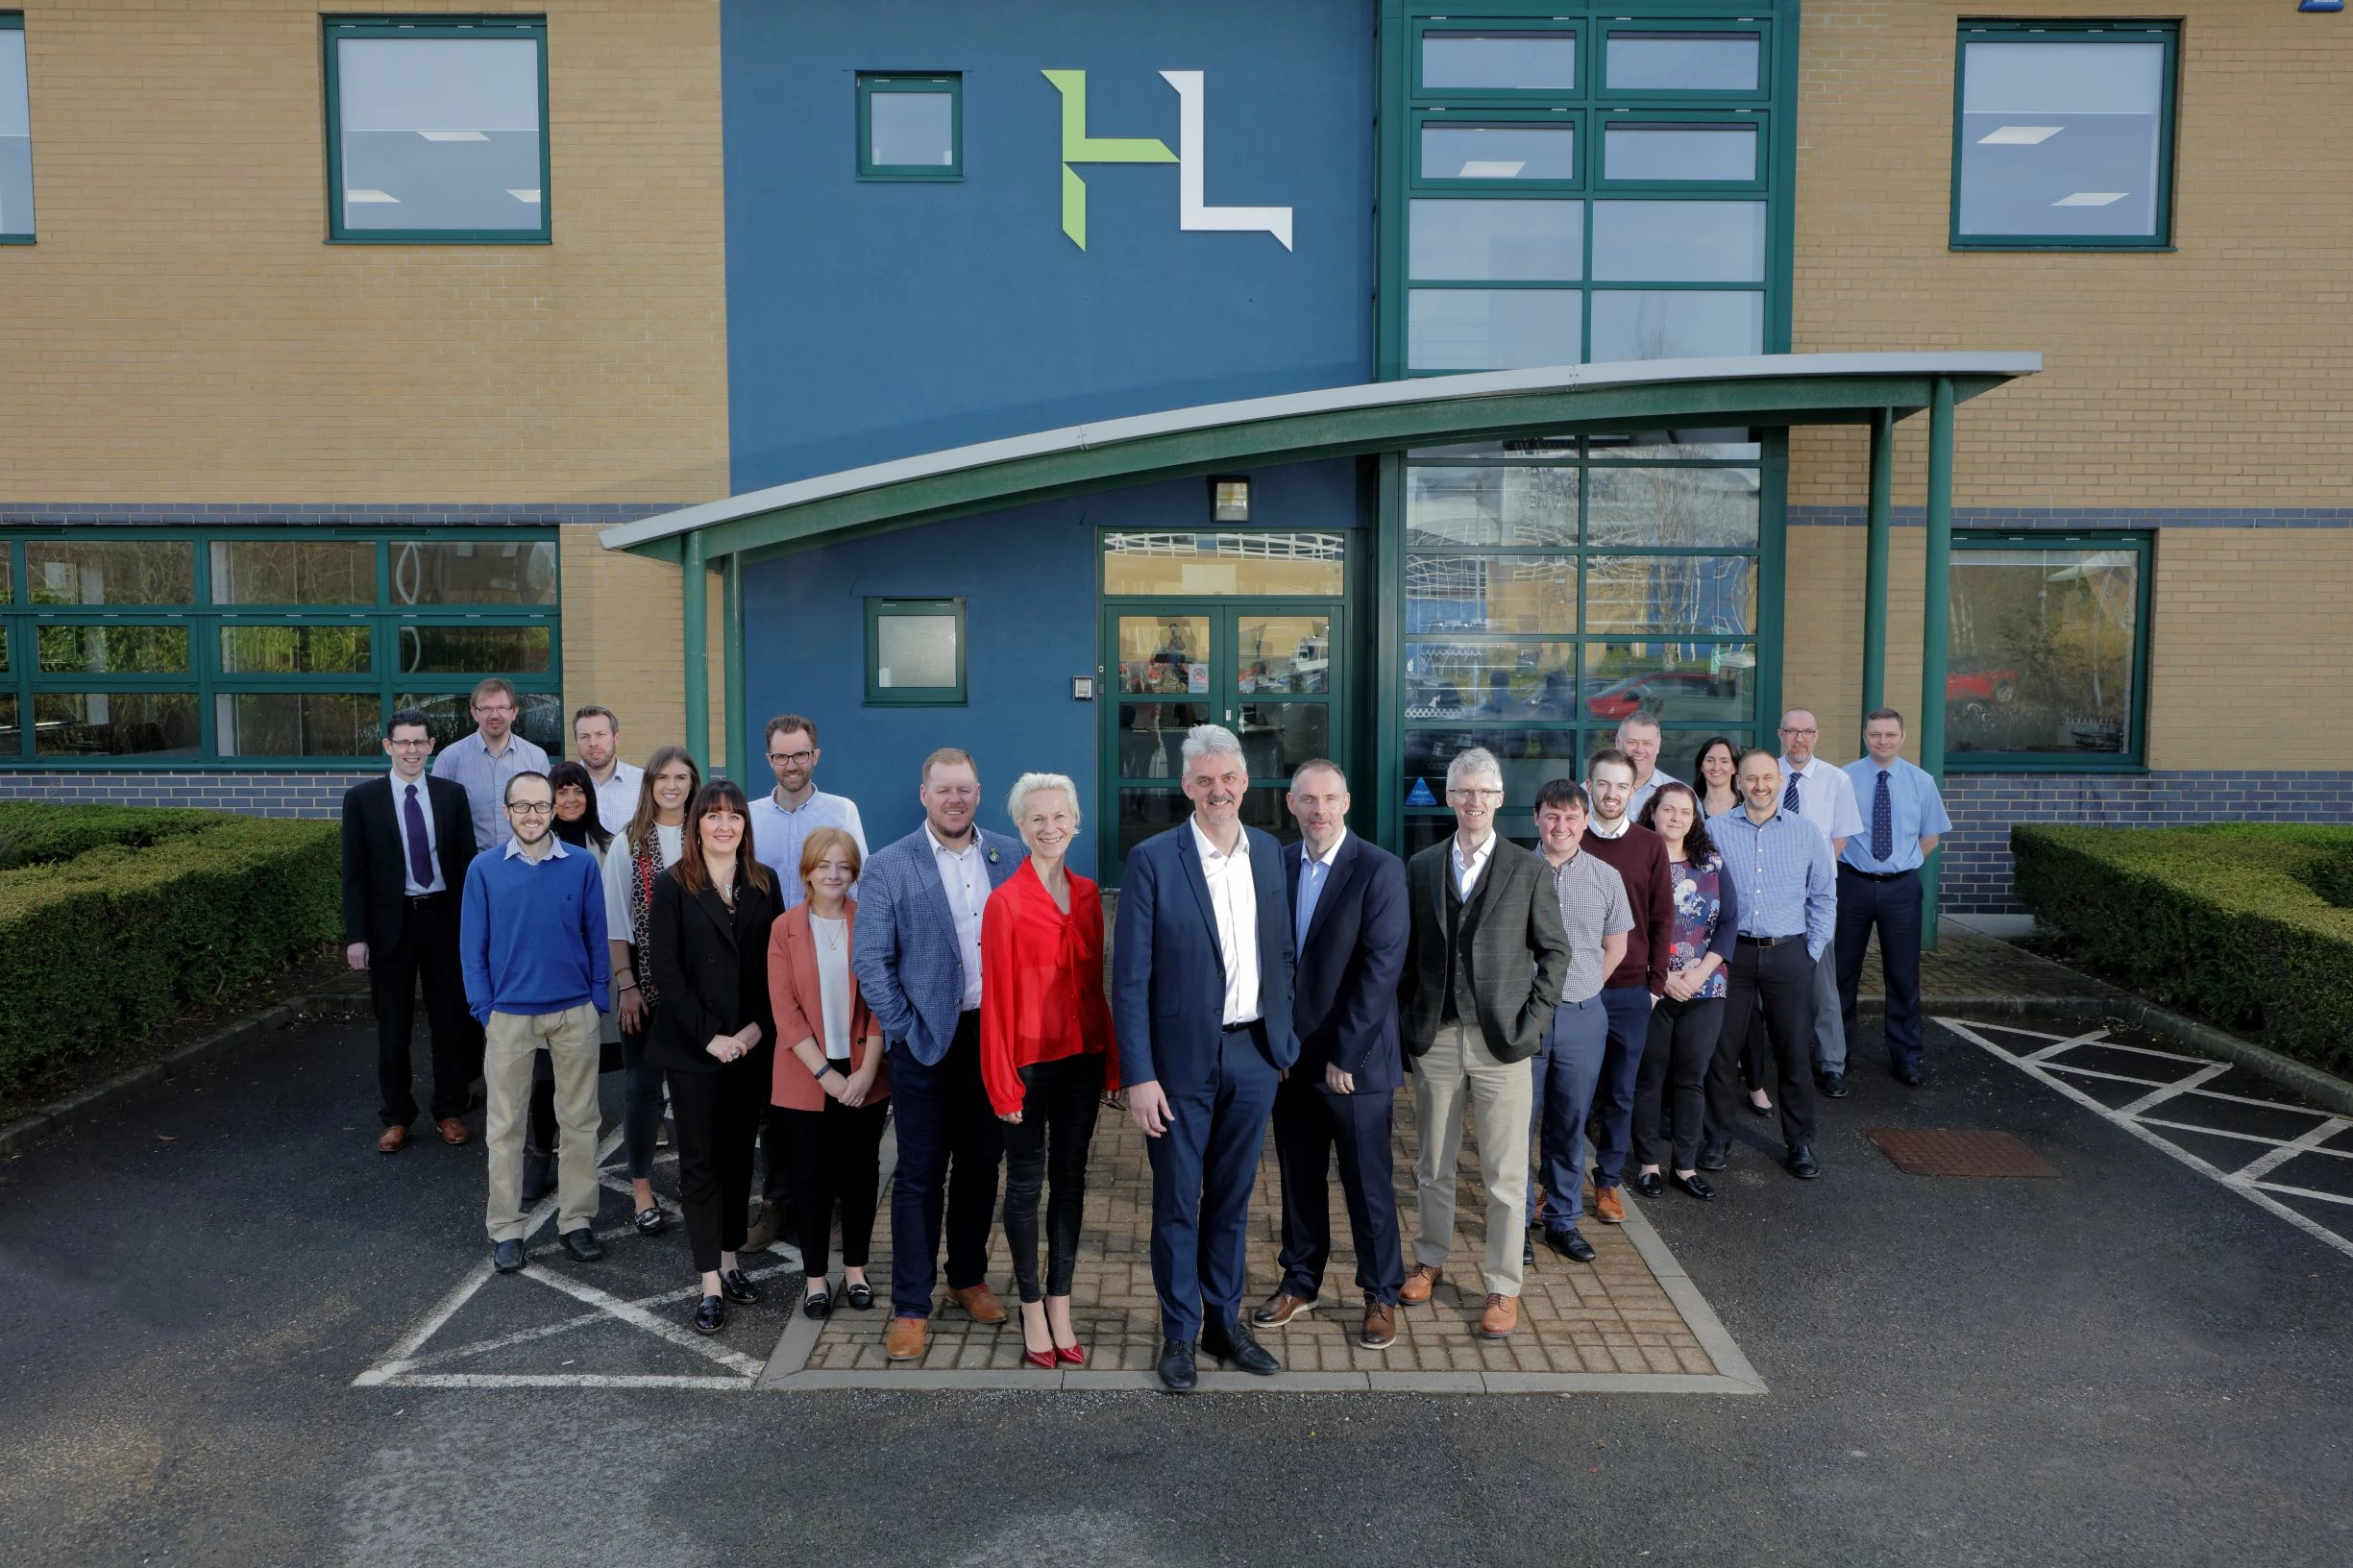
[2012,822,2353,1076]
[0,800,222,870]
[0,812,340,1091]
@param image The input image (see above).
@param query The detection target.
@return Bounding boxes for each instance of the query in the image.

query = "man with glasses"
[571,704,642,839]
[1397,749,1570,1342]
[1776,708,1863,1098]
[745,713,869,1253]
[341,709,480,1154]
[460,771,611,1274]
[433,677,551,851]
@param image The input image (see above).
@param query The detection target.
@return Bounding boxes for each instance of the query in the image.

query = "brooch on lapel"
[986,846,1000,865]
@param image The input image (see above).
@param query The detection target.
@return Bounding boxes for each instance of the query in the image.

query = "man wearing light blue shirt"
[432,678,552,851]
[1701,749,1836,1180]
[1837,708,1954,1088]
[1777,707,1864,1097]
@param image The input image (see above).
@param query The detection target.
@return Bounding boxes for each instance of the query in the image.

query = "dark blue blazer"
[1285,831,1410,1093]
[1113,821,1297,1093]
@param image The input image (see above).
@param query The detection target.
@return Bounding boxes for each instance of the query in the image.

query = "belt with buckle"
[1736,933,1802,947]
[1841,866,1918,882]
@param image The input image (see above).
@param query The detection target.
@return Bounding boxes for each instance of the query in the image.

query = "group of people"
[341,677,1949,1392]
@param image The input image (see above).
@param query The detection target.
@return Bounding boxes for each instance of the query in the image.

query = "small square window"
[867,598,966,705]
[1951,23,2178,250]
[325,16,551,243]
[858,74,961,181]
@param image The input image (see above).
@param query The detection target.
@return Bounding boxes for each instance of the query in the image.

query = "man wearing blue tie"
[1837,709,1954,1086]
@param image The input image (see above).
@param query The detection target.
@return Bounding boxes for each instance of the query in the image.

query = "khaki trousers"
[485,1004,602,1243]
[1411,1018,1533,1296]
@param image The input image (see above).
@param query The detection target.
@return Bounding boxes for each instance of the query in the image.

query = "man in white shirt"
[747,713,868,911]
[1777,707,1865,1097]
[571,705,643,839]
[1619,710,1681,819]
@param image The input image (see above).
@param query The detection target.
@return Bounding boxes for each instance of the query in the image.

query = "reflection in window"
[1605,33,1759,92]
[0,695,15,755]
[1101,533,1345,598]
[216,693,380,757]
[390,540,557,605]
[1422,32,1576,91]
[1409,199,1581,281]
[332,28,546,235]
[1586,466,1760,548]
[0,20,33,238]
[1116,701,1211,777]
[398,625,551,675]
[26,542,194,605]
[210,541,377,604]
[1956,35,2169,241]
[220,625,372,674]
[1591,201,1765,282]
[1588,288,1762,361]
[1115,614,1209,696]
[33,692,200,758]
[37,625,190,674]
[1404,642,1579,721]
[1236,702,1327,781]
[1582,641,1754,724]
[1409,288,1581,371]
[1407,467,1579,549]
[1407,555,1578,636]
[1421,123,1575,181]
[1584,554,1755,636]
[1948,546,2142,757]
[1604,123,1755,183]
[1236,615,1331,695]
[1405,726,1586,807]
[398,691,564,752]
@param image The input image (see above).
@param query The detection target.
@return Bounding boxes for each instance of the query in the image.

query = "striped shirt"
[1706,805,1837,961]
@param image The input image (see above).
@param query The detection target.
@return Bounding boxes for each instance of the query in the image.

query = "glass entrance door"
[1102,602,1344,877]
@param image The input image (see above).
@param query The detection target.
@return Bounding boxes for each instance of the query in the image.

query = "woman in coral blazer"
[767,825,890,1320]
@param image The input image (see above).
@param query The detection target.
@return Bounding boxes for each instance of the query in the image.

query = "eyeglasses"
[768,749,817,766]
[505,801,555,817]
[1778,725,1819,737]
[1447,787,1504,802]
[387,738,430,749]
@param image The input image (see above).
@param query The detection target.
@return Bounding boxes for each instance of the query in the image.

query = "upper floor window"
[858,73,962,181]
[1951,21,2178,250]
[325,15,550,243]
[1,13,33,241]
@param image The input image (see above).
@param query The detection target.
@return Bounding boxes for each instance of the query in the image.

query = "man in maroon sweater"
[1577,748,1674,1224]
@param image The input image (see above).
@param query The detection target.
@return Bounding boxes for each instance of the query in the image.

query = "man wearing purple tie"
[341,709,482,1154]
[1836,709,1953,1087]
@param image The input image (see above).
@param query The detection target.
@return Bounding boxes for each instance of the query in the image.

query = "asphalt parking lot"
[3,1005,2348,1567]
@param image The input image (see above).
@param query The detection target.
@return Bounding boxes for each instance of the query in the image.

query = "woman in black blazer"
[649,779,781,1335]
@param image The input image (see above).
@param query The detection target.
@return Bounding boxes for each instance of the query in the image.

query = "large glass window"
[0,13,33,241]
[1946,535,2149,767]
[858,73,961,180]
[326,16,550,242]
[1952,22,2176,249]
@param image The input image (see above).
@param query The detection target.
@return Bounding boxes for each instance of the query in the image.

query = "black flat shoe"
[802,1286,832,1320]
[1631,1171,1665,1199]
[1818,1070,1850,1099]
[1895,1061,1926,1087]
[520,1151,555,1205]
[1544,1227,1596,1263]
[843,1279,874,1311]
[493,1238,525,1273]
[1670,1170,1715,1201]
[1157,1337,1197,1393]
[720,1268,760,1305]
[1201,1318,1281,1376]
[692,1295,725,1335]
[1697,1141,1730,1172]
[559,1228,603,1262]
[633,1206,666,1236]
[1522,1236,1534,1266]
[1785,1143,1822,1180]
[1745,1095,1774,1118]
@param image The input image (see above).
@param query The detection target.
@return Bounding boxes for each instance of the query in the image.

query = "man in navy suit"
[850,747,1026,1362]
[1255,760,1410,1351]
[1114,723,1297,1393]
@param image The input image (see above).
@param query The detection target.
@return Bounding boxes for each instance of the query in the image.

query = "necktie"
[1872,770,1895,863]
[1782,771,1802,814]
[404,783,435,889]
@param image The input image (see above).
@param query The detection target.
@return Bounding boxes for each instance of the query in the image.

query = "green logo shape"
[1041,68,1176,250]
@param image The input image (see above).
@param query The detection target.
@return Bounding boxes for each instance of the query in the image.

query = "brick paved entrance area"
[761,1091,1760,1394]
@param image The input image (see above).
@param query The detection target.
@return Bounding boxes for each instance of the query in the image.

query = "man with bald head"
[1776,708,1863,1098]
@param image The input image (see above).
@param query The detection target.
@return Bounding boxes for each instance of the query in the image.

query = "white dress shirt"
[1778,754,1866,848]
[590,760,644,839]
[391,773,445,896]
[926,823,992,1012]
[1191,817,1261,1026]
[1450,829,1497,900]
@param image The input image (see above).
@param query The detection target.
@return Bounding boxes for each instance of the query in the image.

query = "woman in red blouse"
[981,771,1116,1370]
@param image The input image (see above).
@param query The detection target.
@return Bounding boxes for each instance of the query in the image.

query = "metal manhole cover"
[1862,1127,2060,1178]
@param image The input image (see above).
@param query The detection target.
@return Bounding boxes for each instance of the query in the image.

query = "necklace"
[814,915,845,952]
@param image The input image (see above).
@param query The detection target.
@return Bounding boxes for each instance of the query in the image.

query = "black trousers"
[369,894,478,1127]
[1703,940,1819,1150]
[1636,995,1724,1171]
[758,1101,797,1213]
[886,1013,1006,1319]
[1836,866,1926,1068]
[778,1095,890,1280]
[667,1056,768,1275]
[1001,1052,1104,1303]
[1272,1072,1406,1306]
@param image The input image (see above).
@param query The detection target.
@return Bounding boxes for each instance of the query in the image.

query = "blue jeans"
[1591,986,1656,1190]
[1529,995,1608,1231]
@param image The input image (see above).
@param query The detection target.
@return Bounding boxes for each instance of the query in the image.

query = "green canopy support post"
[682,529,710,772]
[1860,407,1894,717]
[721,552,746,781]
[1918,378,1955,951]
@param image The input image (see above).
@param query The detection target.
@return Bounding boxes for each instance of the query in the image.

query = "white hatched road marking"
[1941,1017,2353,1263]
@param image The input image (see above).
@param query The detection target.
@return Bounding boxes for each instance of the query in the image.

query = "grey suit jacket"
[849,823,1026,1066]
[1399,836,1570,1066]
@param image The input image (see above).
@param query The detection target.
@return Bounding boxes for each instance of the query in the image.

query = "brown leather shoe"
[436,1116,469,1146]
[946,1283,1008,1324]
[1478,1292,1519,1339]
[1252,1289,1317,1327]
[377,1123,408,1154]
[884,1316,927,1361]
[1360,1300,1398,1350]
[1399,1263,1441,1305]
[1594,1185,1626,1225]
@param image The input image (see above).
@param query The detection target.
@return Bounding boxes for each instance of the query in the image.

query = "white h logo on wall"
[1043,68,1294,251]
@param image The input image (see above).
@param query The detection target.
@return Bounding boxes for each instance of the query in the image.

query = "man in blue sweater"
[461,770,611,1272]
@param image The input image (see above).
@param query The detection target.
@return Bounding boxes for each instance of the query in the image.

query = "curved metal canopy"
[601,352,2041,563]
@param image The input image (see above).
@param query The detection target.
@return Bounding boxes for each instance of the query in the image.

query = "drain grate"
[1863,1127,2060,1179]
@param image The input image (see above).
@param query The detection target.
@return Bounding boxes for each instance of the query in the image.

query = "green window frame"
[1949,20,2179,253]
[866,597,967,706]
[0,529,562,768]
[323,14,552,245]
[1943,530,2152,773]
[0,12,33,244]
[857,73,963,181]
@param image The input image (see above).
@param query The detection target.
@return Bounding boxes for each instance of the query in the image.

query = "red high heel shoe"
[1021,1346,1058,1370]
[1054,1342,1085,1366]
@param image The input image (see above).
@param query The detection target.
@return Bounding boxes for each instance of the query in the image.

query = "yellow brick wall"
[557,527,728,772]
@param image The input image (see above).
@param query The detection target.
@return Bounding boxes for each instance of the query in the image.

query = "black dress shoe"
[1157,1337,1198,1393]
[493,1238,525,1273]
[520,1151,555,1205]
[1631,1170,1664,1199]
[1544,1227,1597,1262]
[633,1206,666,1237]
[1201,1317,1281,1375]
[1670,1170,1716,1201]
[1697,1141,1729,1172]
[1894,1060,1926,1087]
[559,1228,603,1262]
[720,1268,760,1304]
[802,1286,831,1320]
[844,1279,874,1311]
[1785,1143,1822,1180]
[1522,1236,1535,1266]
[1818,1069,1850,1099]
[692,1295,725,1335]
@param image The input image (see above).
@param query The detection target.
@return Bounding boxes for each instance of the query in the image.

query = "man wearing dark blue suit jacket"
[1256,761,1410,1352]
[1114,724,1297,1393]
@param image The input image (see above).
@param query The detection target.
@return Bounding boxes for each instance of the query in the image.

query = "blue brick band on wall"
[0,772,376,817]
[1941,772,2353,912]
[1789,505,2353,529]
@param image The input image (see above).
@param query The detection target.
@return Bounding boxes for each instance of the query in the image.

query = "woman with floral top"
[1633,781,1739,1201]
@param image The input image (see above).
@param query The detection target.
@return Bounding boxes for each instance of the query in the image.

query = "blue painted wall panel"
[722,0,1376,492]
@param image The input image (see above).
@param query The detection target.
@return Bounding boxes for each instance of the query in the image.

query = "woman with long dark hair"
[1632,781,1737,1201]
[601,746,700,1234]
[648,779,780,1334]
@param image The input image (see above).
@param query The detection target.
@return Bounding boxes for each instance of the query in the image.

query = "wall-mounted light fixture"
[1210,476,1251,524]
